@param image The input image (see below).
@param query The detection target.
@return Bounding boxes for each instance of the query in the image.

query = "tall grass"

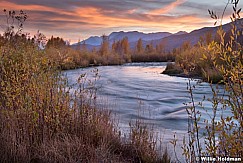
[170,1,243,162]
[0,19,171,162]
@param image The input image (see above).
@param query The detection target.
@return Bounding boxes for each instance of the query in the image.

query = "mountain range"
[72,20,243,52]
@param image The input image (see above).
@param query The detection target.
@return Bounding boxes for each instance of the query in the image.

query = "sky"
[0,0,242,43]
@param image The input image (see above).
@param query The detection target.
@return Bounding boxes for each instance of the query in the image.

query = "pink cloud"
[150,0,187,15]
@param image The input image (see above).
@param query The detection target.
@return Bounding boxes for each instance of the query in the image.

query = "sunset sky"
[0,0,242,43]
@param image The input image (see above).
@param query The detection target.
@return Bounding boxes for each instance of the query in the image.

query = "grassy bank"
[47,46,175,71]
[162,43,224,84]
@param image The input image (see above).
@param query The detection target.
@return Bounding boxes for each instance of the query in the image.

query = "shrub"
[0,10,171,163]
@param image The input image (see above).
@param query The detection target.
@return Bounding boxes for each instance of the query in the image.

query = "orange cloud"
[73,6,208,32]
[74,7,144,27]
[0,1,74,17]
[150,0,187,15]
[0,0,208,31]
[0,0,216,42]
[1,1,53,12]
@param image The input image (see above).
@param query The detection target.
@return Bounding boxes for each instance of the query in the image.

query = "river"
[64,62,229,160]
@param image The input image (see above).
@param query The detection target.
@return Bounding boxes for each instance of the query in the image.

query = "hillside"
[72,20,243,52]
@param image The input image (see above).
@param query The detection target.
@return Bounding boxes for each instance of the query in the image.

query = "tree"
[156,42,164,54]
[145,42,154,54]
[121,37,130,55]
[205,31,213,45]
[136,38,144,54]
[3,9,27,40]
[112,40,122,55]
[181,41,191,51]
[46,36,66,48]
[99,34,109,56]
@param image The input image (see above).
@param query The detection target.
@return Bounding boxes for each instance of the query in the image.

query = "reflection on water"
[65,62,229,160]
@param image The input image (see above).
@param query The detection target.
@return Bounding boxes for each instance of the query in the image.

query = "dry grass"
[0,35,171,163]
[162,43,223,83]
[131,53,175,63]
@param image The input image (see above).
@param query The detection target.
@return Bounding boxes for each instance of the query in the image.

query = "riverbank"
[60,60,175,71]
[162,62,223,84]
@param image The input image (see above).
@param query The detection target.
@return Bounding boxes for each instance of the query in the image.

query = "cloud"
[149,0,187,15]
[0,0,236,43]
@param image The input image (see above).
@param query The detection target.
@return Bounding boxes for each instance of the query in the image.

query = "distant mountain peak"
[81,36,102,46]
[76,31,173,46]
[174,31,188,35]
[72,21,243,52]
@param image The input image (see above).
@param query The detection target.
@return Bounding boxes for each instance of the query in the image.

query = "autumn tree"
[199,31,213,45]
[181,41,191,51]
[136,38,144,54]
[121,37,129,55]
[145,42,154,54]
[46,36,66,48]
[112,40,122,55]
[205,31,213,45]
[111,40,117,52]
[111,37,130,57]
[99,34,109,56]
[156,42,165,54]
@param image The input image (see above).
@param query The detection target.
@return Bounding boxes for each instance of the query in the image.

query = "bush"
[162,62,183,75]
[0,10,171,162]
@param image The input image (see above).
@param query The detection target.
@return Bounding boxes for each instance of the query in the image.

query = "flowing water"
[65,62,229,160]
